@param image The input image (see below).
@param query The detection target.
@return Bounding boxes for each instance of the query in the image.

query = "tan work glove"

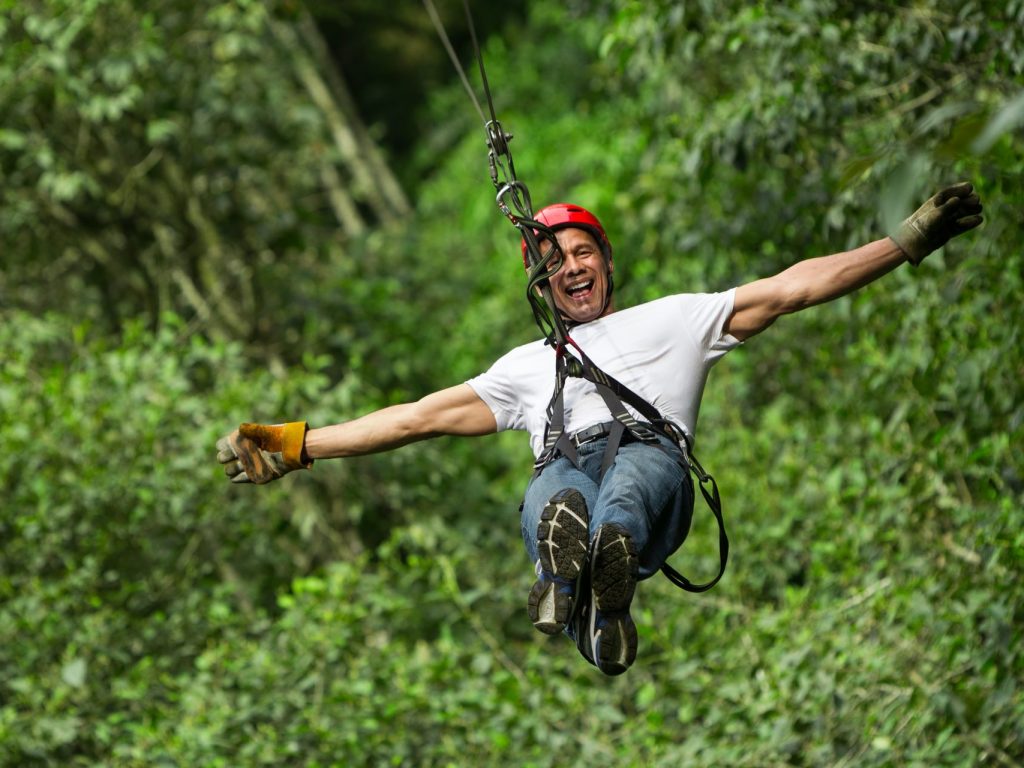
[891,181,984,266]
[216,421,312,484]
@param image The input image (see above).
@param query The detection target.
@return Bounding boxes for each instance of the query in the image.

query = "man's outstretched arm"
[305,384,497,459]
[725,182,983,341]
[217,384,497,484]
[726,237,906,340]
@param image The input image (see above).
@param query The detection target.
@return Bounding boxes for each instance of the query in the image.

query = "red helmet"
[521,203,612,269]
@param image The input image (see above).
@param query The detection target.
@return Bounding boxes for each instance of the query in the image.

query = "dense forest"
[2,1,1021,765]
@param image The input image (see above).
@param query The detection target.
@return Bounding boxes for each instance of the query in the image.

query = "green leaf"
[971,90,1024,153]
[0,128,27,149]
[878,153,931,234]
[146,118,178,144]
[61,658,88,688]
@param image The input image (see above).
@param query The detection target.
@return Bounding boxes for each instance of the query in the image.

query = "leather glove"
[891,181,984,266]
[216,421,312,484]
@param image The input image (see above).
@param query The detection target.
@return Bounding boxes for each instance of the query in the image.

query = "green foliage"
[306,0,527,180]
[595,0,1024,294]
[2,0,1022,766]
[0,311,323,764]
[0,0,404,340]
[586,1,1024,764]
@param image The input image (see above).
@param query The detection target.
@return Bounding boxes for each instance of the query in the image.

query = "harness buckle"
[627,422,660,444]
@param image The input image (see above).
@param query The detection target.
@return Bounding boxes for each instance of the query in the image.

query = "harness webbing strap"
[661,470,729,593]
[534,340,730,594]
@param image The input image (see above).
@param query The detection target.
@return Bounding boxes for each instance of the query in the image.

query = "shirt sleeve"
[682,288,743,365]
[465,354,524,433]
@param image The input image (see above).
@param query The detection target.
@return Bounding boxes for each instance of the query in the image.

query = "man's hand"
[216,421,312,484]
[891,181,984,266]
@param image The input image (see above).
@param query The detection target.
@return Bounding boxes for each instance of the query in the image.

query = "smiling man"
[545,223,614,324]
[218,185,983,675]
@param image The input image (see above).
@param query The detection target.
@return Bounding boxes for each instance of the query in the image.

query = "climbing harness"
[423,0,728,593]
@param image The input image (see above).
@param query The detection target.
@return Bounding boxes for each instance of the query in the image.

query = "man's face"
[543,227,614,325]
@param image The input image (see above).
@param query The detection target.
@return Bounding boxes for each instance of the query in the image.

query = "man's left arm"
[725,183,983,341]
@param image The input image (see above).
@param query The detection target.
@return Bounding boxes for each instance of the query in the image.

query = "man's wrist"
[890,225,926,267]
[280,421,313,469]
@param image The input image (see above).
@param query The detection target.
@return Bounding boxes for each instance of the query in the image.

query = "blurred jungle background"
[2,0,1022,765]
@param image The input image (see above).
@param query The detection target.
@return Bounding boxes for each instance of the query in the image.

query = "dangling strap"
[661,449,729,593]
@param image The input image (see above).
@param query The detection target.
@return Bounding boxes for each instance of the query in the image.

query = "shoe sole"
[528,489,590,635]
[589,523,638,675]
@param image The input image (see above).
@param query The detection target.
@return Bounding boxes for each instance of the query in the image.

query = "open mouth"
[565,279,594,299]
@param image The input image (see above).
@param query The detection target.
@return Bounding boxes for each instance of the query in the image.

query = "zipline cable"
[461,0,500,126]
[422,0,572,349]
[421,0,486,124]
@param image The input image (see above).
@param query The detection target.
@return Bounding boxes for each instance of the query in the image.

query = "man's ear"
[607,257,614,275]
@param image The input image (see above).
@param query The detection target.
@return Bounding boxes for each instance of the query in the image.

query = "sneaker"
[577,522,638,676]
[527,488,590,635]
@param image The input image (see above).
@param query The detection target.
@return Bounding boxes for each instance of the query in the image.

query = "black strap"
[533,348,578,473]
[661,469,729,593]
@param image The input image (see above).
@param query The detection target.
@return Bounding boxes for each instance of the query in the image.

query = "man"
[218,183,983,675]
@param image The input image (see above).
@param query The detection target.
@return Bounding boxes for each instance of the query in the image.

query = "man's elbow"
[775,276,815,315]
[403,399,442,441]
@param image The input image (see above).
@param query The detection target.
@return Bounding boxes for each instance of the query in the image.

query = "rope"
[461,0,501,126]
[421,0,486,124]
[420,0,567,346]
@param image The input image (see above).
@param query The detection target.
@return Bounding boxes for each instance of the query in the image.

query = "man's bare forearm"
[782,237,907,311]
[728,237,911,340]
[302,384,498,460]
[304,402,431,460]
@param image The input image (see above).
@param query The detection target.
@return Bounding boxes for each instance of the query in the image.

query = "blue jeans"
[521,434,694,580]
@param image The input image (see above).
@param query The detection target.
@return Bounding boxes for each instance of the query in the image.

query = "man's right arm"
[304,383,498,459]
[217,383,497,484]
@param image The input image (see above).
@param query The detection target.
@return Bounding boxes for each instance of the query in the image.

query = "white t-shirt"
[467,290,741,458]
